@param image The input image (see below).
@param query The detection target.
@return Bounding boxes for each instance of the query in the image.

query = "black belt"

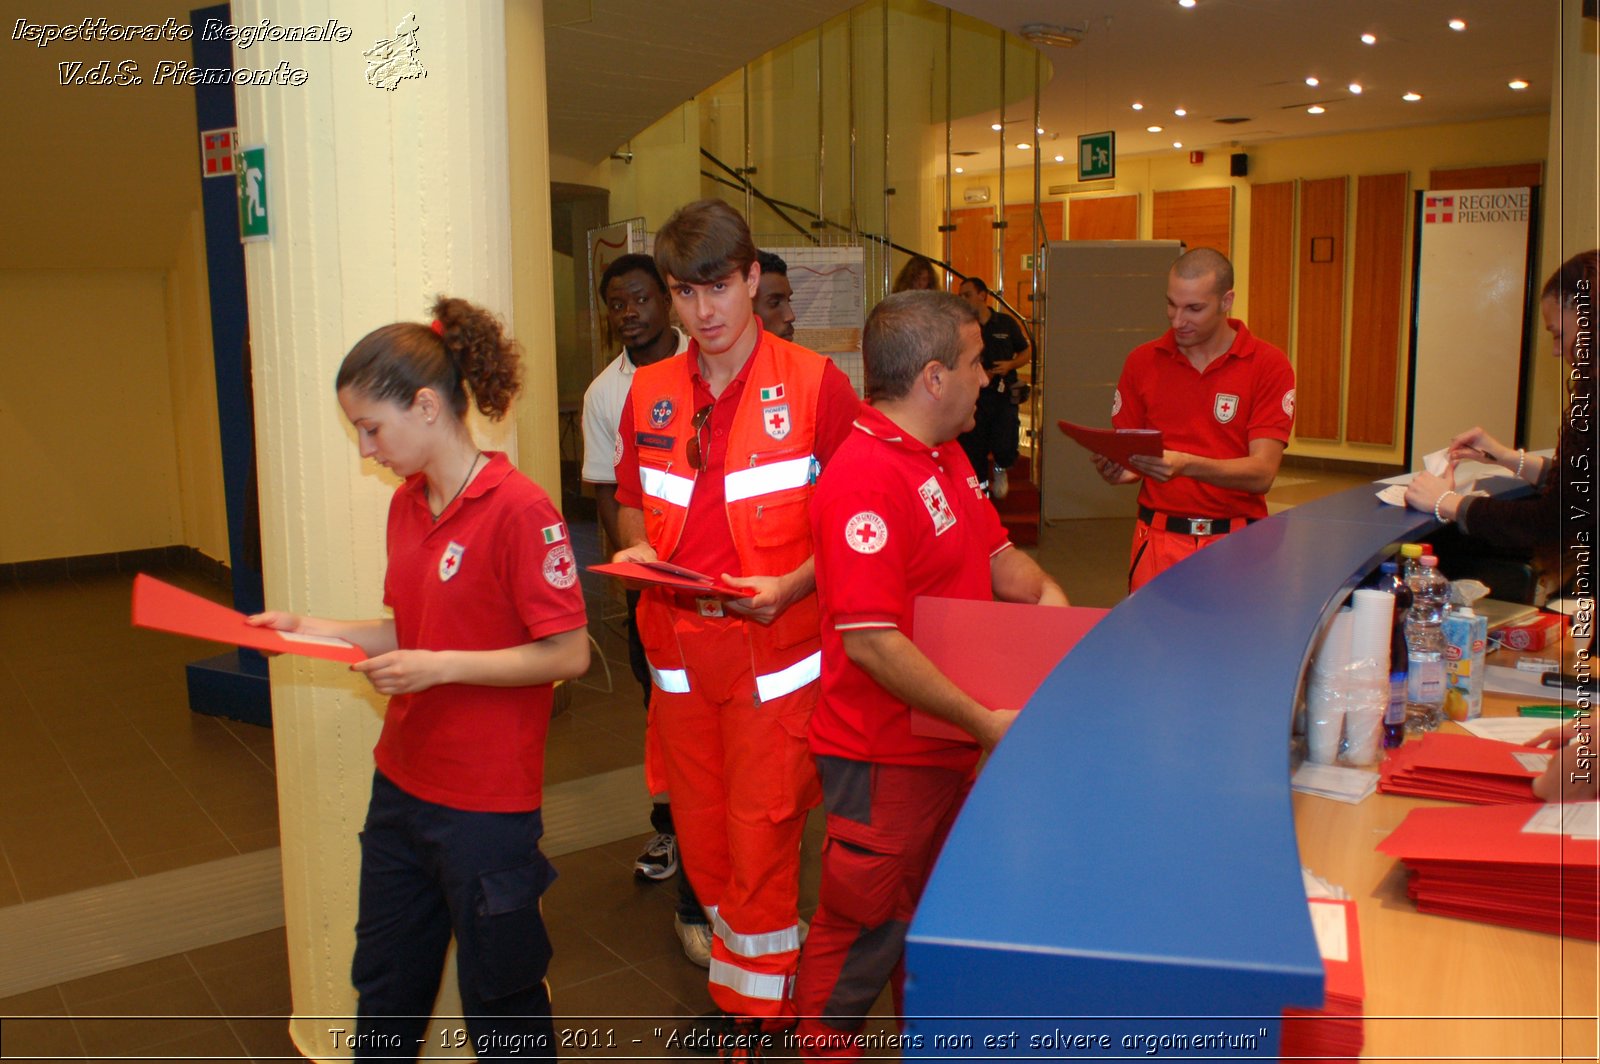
[1137,506,1253,537]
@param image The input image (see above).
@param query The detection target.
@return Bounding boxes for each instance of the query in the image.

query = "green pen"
[1517,704,1580,718]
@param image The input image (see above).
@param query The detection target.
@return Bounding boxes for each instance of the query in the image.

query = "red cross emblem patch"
[1213,393,1240,424]
[438,540,466,582]
[764,403,791,441]
[917,476,957,536]
[844,511,888,554]
[543,544,577,589]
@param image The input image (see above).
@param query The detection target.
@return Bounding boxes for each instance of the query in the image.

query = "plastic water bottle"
[1399,542,1425,586]
[1404,555,1449,733]
[1376,561,1411,748]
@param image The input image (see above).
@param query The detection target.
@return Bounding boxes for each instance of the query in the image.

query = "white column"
[232,2,544,1058]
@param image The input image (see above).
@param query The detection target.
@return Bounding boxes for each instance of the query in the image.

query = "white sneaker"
[990,465,1009,500]
[675,914,712,967]
[634,832,678,881]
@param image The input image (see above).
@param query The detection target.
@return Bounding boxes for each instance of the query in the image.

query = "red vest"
[631,334,826,701]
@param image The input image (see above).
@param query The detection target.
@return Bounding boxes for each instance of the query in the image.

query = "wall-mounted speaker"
[1229,152,1249,178]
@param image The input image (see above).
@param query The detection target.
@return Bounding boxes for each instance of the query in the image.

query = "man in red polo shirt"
[793,290,1066,1056]
[611,200,859,1037]
[1093,247,1296,592]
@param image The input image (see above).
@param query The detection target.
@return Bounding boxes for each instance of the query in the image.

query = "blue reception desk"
[903,475,1531,1057]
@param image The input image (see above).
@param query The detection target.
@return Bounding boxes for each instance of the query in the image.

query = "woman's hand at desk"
[1404,468,1461,519]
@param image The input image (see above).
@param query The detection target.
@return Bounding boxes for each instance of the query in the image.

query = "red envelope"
[908,598,1107,743]
[131,573,365,664]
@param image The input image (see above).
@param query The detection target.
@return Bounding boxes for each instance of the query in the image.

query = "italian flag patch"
[759,383,785,402]
[541,524,566,544]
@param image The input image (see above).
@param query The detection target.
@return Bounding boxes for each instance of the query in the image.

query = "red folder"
[1057,420,1165,467]
[1377,732,1542,804]
[131,573,365,664]
[908,598,1107,742]
[589,561,746,598]
[1281,899,1365,1062]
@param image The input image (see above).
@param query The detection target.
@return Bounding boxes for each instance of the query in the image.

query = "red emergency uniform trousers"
[645,594,822,1020]
[1128,518,1237,592]
[792,757,973,1057]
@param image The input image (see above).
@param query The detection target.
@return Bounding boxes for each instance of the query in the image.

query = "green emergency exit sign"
[1078,131,1115,180]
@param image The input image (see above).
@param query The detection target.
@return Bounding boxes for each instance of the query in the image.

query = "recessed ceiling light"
[1348,83,1363,94]
[1508,79,1529,90]
[1054,154,1065,163]
[1174,108,1187,117]
[991,122,1003,131]
[1178,0,1197,8]
[954,166,964,174]
[1036,126,1045,135]
[1131,102,1144,111]
[1147,125,1163,133]
[1361,32,1377,45]
[1448,18,1466,31]
[1307,105,1325,114]
[1173,141,1183,149]
[1403,91,1422,102]
[1305,76,1319,87]
[1017,142,1031,150]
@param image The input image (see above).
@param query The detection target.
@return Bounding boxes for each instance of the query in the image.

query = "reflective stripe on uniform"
[640,467,695,508]
[713,912,801,958]
[649,664,691,694]
[725,456,814,503]
[755,651,821,703]
[708,957,790,1002]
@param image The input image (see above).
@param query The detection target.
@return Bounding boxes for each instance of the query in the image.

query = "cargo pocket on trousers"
[470,855,556,1002]
[818,818,904,929]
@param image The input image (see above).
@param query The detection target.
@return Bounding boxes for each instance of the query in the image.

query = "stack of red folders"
[1280,899,1365,1063]
[1377,802,1599,940]
[1377,732,1543,804]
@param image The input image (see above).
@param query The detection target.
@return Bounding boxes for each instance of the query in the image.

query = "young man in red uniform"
[793,290,1066,1056]
[1092,247,1296,592]
[611,200,860,1035]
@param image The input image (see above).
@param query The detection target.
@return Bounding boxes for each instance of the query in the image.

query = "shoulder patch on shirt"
[763,403,791,440]
[844,511,888,554]
[1282,388,1296,418]
[612,433,625,466]
[917,476,957,536]
[543,544,577,589]
[648,397,676,429]
[1111,388,1122,417]
[438,540,466,582]
[1213,392,1240,424]
[540,523,566,545]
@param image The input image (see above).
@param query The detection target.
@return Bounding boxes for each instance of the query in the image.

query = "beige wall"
[948,114,1553,465]
[164,209,231,567]
[0,270,184,562]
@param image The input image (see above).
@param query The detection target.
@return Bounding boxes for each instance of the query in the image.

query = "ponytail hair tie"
[430,319,445,336]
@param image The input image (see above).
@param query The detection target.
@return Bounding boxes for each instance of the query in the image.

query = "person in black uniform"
[956,277,1030,498]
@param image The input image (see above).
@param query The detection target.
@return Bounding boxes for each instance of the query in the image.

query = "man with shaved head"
[1091,247,1296,592]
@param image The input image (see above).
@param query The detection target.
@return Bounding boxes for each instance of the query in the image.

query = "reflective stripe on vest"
[640,466,696,508]
[754,650,821,703]
[713,911,801,958]
[708,957,790,1003]
[649,663,691,694]
[724,456,814,503]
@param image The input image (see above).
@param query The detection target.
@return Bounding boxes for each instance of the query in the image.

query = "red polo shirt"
[377,451,587,812]
[809,406,1012,769]
[1111,318,1295,520]
[614,324,859,575]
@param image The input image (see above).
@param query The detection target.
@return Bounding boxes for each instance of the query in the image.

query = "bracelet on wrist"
[1513,449,1526,479]
[1434,489,1458,523]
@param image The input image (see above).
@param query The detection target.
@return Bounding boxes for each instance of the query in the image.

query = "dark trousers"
[352,772,556,1062]
[958,390,1021,479]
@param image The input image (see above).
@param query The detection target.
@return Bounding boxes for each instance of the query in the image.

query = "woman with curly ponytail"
[252,297,587,1061]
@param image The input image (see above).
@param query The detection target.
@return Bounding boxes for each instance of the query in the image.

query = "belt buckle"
[1190,518,1214,536]
[695,597,725,618]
